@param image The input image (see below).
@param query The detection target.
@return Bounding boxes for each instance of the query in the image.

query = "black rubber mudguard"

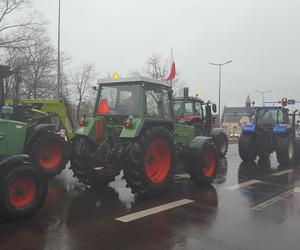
[210,128,224,136]
[24,124,57,153]
[0,155,31,174]
[189,136,213,149]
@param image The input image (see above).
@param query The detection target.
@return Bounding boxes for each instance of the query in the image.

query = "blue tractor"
[239,105,299,165]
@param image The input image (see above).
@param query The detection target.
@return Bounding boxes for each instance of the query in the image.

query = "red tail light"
[95,120,104,139]
[123,121,133,129]
[97,99,110,115]
[79,119,86,127]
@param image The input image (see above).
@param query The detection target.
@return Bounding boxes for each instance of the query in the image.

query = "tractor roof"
[173,96,205,103]
[97,77,170,88]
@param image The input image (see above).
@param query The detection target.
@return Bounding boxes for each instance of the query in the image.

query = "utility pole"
[57,0,61,98]
[255,90,271,106]
[210,60,232,126]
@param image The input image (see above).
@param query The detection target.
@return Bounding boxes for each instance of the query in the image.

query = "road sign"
[288,99,295,105]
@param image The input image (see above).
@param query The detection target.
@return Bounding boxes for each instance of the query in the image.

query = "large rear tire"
[29,133,69,178]
[276,135,295,166]
[0,164,47,221]
[123,127,175,198]
[70,136,118,187]
[295,137,300,164]
[238,133,257,162]
[185,140,218,185]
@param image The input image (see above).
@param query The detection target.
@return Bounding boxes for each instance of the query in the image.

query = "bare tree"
[69,64,96,120]
[0,0,42,51]
[4,26,57,99]
[129,53,185,96]
[145,53,168,79]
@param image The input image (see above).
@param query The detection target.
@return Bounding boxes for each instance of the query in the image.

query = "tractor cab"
[173,87,217,133]
[243,107,291,134]
[77,77,174,141]
[173,97,206,122]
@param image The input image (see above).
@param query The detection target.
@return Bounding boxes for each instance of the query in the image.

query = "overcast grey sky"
[32,0,300,107]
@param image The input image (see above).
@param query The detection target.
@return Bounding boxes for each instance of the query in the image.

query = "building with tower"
[222,95,254,138]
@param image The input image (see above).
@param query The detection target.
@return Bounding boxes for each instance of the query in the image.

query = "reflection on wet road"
[1,144,300,250]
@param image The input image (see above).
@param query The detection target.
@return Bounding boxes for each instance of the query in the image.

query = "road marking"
[115,199,194,223]
[174,174,190,179]
[272,169,294,176]
[294,187,300,193]
[225,180,262,190]
[251,189,295,211]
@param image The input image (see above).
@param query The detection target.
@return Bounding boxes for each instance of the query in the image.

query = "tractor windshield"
[256,108,286,127]
[98,84,140,115]
[173,100,194,118]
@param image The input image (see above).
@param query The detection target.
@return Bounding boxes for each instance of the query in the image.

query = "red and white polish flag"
[164,49,176,84]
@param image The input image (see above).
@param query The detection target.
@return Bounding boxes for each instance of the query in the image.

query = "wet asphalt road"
[1,144,300,250]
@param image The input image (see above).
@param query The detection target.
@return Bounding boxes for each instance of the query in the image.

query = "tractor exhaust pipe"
[183,87,189,100]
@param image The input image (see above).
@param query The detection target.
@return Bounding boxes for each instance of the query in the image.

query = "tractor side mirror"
[183,87,189,100]
[212,103,217,113]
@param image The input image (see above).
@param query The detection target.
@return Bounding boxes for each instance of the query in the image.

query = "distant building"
[222,95,254,137]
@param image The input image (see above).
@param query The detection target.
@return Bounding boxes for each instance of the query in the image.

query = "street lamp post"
[210,60,232,126]
[57,0,61,98]
[255,90,271,106]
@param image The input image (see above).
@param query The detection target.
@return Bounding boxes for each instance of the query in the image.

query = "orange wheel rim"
[145,139,171,183]
[9,177,36,207]
[203,150,216,177]
[38,142,63,169]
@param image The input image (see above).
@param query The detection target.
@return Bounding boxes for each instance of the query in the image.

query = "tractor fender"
[24,124,57,153]
[210,128,224,136]
[189,136,213,150]
[242,123,256,133]
[273,124,292,134]
[0,155,32,174]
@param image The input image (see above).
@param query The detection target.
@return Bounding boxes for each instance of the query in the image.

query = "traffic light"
[281,97,288,106]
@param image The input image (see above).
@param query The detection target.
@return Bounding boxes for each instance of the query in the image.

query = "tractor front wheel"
[276,136,295,166]
[123,127,175,198]
[30,133,69,178]
[186,140,218,185]
[238,133,257,162]
[213,132,228,157]
[0,164,47,221]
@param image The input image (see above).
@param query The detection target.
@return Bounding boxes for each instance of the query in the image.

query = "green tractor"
[71,77,218,197]
[0,66,70,177]
[0,65,47,220]
[173,87,228,157]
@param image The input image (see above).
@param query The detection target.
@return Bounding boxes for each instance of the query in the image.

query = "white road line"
[294,187,300,193]
[225,180,261,190]
[174,174,190,179]
[251,189,295,211]
[272,169,294,176]
[115,199,194,223]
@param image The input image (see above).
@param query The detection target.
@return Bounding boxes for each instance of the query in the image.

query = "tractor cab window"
[195,102,204,119]
[174,100,184,118]
[256,109,277,127]
[162,88,172,120]
[98,84,140,115]
[144,85,162,117]
[277,109,289,124]
[184,102,193,115]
